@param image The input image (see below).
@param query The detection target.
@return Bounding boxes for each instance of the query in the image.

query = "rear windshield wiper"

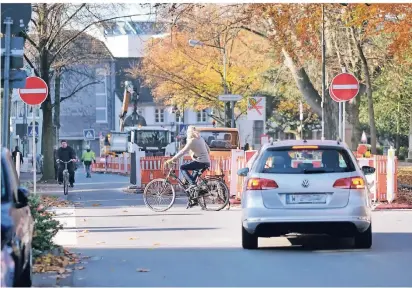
[303,169,328,174]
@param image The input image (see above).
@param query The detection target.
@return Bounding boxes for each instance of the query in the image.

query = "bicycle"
[57,159,75,195]
[143,162,230,212]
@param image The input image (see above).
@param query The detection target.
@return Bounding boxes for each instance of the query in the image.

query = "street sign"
[1,69,27,88]
[329,84,342,102]
[18,76,48,106]
[330,73,360,102]
[179,124,188,135]
[27,125,39,137]
[247,96,266,121]
[0,4,32,34]
[1,37,24,68]
[219,94,242,102]
[83,129,96,140]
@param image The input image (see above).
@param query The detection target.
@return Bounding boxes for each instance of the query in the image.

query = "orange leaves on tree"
[130,6,271,113]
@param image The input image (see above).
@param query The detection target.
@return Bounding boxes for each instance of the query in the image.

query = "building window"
[95,68,107,123]
[155,108,164,123]
[197,109,207,123]
[176,110,184,123]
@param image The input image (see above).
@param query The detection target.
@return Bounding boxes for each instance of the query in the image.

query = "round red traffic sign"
[329,84,342,102]
[18,76,48,106]
[330,73,359,102]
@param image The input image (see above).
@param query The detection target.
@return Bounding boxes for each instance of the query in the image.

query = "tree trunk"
[40,49,55,181]
[282,49,338,139]
[352,28,377,154]
[53,71,61,147]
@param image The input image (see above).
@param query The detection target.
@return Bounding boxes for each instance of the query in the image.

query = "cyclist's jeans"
[180,161,210,185]
[58,163,75,184]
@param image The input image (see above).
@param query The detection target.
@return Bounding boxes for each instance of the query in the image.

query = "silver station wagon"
[238,140,374,250]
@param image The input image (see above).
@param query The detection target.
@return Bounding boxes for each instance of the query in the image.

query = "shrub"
[28,194,63,258]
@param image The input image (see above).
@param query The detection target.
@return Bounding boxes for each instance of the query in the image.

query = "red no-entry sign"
[330,73,359,102]
[18,76,48,106]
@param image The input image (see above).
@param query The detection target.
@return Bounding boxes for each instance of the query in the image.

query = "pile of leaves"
[397,167,412,205]
[28,194,63,259]
[398,167,412,187]
[40,195,73,208]
[33,250,79,274]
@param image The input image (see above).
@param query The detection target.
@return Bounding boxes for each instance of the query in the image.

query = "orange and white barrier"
[92,149,399,203]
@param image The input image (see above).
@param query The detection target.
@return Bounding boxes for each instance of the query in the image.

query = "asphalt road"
[50,172,412,287]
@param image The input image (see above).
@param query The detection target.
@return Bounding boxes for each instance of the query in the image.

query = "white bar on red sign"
[19,88,48,94]
[332,85,358,89]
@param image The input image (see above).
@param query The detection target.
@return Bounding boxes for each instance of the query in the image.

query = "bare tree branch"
[47,4,87,50]
[54,81,100,107]
[23,54,40,77]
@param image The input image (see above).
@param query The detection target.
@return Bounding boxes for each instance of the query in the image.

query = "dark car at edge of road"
[1,147,34,287]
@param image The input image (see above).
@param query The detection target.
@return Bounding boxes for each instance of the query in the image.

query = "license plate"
[286,193,327,204]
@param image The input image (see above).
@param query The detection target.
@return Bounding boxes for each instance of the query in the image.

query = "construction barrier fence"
[92,150,399,203]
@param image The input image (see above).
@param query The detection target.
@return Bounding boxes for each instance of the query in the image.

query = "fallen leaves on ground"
[123,210,128,212]
[40,195,73,208]
[81,230,89,233]
[129,237,138,240]
[153,243,160,246]
[398,167,412,186]
[137,268,150,272]
[33,250,79,274]
[92,203,101,207]
[96,241,106,244]
[75,266,85,270]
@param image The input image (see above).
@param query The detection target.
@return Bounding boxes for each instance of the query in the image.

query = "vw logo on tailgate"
[301,179,310,188]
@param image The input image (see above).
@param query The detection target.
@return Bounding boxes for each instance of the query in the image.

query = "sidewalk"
[19,172,42,184]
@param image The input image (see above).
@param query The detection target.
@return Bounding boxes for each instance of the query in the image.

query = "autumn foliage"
[132,7,271,113]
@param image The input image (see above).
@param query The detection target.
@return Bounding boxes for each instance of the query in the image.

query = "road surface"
[50,173,412,287]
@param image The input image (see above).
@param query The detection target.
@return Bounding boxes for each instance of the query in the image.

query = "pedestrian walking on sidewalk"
[12,146,24,166]
[81,146,96,178]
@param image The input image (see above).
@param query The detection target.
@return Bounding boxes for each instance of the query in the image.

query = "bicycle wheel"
[63,178,69,195]
[198,178,229,211]
[143,179,176,212]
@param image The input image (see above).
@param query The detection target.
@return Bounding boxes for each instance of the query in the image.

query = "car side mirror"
[14,187,30,208]
[237,167,249,177]
[361,166,375,175]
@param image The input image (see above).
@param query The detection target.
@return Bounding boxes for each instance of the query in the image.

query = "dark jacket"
[56,146,76,163]
[12,150,24,164]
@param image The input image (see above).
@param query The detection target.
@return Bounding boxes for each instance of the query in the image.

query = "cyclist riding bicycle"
[165,125,211,195]
[56,140,77,187]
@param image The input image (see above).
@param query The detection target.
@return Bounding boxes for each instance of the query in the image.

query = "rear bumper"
[242,192,372,237]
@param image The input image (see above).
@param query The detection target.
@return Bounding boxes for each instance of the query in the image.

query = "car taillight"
[246,178,278,190]
[333,177,365,189]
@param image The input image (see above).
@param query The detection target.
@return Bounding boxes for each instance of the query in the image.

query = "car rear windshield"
[256,146,356,174]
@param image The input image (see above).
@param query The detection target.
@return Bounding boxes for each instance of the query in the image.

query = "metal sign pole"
[343,102,346,143]
[2,17,13,148]
[338,102,342,140]
[32,105,36,194]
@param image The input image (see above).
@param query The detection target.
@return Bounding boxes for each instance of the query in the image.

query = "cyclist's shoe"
[69,183,74,188]
[186,198,198,209]
[58,182,62,185]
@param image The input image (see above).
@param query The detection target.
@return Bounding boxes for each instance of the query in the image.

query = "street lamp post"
[188,39,234,128]
[321,4,326,140]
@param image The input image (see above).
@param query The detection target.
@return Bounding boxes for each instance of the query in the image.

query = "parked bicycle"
[57,159,75,195]
[143,163,230,212]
